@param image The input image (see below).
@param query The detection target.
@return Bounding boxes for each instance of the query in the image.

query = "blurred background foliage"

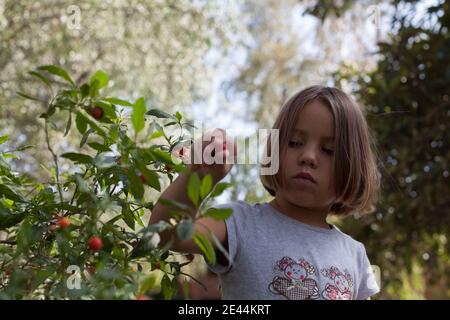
[0,0,448,299]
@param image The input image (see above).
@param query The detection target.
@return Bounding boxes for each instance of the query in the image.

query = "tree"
[0,0,241,183]
[333,0,449,298]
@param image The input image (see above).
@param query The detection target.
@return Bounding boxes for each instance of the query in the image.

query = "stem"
[69,168,89,206]
[45,120,64,206]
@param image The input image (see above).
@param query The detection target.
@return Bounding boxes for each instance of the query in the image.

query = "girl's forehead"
[290,100,335,138]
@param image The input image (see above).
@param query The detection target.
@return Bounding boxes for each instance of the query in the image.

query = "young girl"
[149,85,381,300]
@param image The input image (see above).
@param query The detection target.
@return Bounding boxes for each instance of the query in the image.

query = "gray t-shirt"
[208,201,380,300]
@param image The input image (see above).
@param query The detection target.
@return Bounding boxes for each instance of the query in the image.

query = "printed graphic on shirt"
[320,266,354,300]
[268,256,320,300]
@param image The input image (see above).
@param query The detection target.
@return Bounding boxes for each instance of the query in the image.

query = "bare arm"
[149,172,227,254]
[149,128,234,255]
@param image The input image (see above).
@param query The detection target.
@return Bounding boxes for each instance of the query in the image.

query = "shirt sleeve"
[355,242,380,300]
[205,201,248,275]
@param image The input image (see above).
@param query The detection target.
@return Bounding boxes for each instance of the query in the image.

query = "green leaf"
[0,184,25,203]
[121,205,135,230]
[148,147,173,163]
[75,112,87,134]
[80,128,94,148]
[128,171,144,200]
[80,83,90,98]
[175,111,182,121]
[64,112,72,136]
[89,70,109,89]
[146,108,174,119]
[0,208,26,229]
[210,231,230,266]
[88,142,111,152]
[176,219,195,241]
[15,145,33,152]
[161,274,178,300]
[204,207,233,220]
[200,174,213,199]
[17,91,40,101]
[142,170,161,191]
[132,97,146,134]
[187,173,200,207]
[193,233,216,266]
[37,65,74,86]
[211,182,232,197]
[164,121,178,127]
[0,135,8,145]
[2,154,17,159]
[28,71,52,88]
[139,274,158,294]
[61,152,93,164]
[103,97,133,107]
[150,130,164,140]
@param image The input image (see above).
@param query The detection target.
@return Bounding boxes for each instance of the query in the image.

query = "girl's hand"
[186,128,236,184]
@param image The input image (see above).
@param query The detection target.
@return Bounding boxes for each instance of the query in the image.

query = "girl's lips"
[292,176,316,187]
[293,172,316,183]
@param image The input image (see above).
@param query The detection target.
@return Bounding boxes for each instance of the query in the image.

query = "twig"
[45,119,64,206]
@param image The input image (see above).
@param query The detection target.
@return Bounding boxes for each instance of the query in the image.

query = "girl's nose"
[297,147,317,168]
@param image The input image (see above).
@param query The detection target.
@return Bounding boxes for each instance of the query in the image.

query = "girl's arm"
[149,128,234,255]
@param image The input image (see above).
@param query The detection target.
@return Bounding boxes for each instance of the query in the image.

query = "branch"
[44,119,64,206]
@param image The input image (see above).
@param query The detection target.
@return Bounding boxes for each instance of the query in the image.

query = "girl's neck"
[269,197,331,229]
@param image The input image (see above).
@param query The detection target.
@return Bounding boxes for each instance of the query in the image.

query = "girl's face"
[279,99,336,209]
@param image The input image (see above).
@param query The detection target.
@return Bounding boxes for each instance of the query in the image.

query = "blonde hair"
[260,85,381,216]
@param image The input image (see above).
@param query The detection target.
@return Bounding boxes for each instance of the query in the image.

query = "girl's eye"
[288,141,303,148]
[322,147,334,156]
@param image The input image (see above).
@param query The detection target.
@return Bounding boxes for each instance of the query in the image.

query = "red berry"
[87,265,96,274]
[90,106,104,120]
[136,295,151,300]
[57,217,71,229]
[139,173,147,184]
[164,164,173,172]
[154,261,161,269]
[88,236,103,251]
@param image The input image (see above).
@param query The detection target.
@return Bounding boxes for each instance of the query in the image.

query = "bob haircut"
[260,85,381,216]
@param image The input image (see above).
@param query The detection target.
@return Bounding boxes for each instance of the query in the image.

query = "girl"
[150,85,381,300]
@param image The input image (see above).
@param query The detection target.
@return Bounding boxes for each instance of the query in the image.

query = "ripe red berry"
[154,261,161,269]
[88,236,103,251]
[87,265,96,274]
[90,106,104,120]
[57,217,71,229]
[139,173,147,184]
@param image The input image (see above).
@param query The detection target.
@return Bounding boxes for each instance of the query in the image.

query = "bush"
[0,65,231,299]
